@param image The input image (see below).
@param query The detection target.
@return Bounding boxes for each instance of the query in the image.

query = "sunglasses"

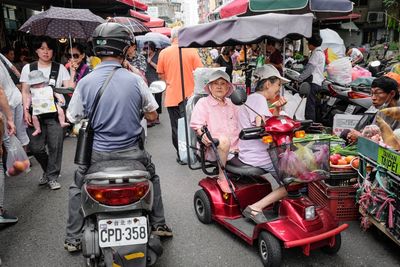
[65,53,81,59]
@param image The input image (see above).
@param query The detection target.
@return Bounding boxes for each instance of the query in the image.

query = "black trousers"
[167,102,185,158]
[305,83,322,122]
[154,92,162,114]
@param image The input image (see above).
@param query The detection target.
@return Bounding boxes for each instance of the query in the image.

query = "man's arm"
[0,86,16,135]
[138,79,158,121]
[66,85,85,124]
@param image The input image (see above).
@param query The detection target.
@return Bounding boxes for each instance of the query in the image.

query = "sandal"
[217,178,235,193]
[242,206,268,224]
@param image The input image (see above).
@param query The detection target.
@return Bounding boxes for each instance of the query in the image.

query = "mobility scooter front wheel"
[194,189,212,224]
[321,233,342,255]
[258,231,282,267]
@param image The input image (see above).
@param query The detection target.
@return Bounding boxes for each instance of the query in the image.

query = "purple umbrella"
[19,6,105,39]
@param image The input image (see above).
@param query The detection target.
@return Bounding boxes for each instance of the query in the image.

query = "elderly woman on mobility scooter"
[190,69,241,193]
[239,64,290,224]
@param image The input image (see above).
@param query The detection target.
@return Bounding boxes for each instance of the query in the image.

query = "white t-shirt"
[0,59,22,108]
[20,62,71,88]
[308,47,326,86]
[350,48,363,62]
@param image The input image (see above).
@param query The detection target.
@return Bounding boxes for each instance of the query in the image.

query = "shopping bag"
[177,117,197,164]
[6,135,30,176]
[326,57,352,85]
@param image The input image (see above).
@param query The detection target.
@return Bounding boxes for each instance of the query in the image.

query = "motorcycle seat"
[225,156,267,176]
[86,159,147,176]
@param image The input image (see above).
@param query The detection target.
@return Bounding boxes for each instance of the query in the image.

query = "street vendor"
[345,76,400,144]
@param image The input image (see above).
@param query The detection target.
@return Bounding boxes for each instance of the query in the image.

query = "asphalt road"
[1,113,400,267]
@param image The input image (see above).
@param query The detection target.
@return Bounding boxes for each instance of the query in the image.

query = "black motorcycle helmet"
[92,22,135,57]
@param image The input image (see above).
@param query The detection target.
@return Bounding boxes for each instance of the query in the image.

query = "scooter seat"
[87,159,147,174]
[226,156,267,176]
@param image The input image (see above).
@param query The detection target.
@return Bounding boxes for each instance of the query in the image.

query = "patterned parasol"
[19,6,105,39]
[107,17,150,35]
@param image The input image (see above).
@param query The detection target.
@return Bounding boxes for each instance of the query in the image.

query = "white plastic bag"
[6,135,30,176]
[177,117,197,164]
[326,57,352,85]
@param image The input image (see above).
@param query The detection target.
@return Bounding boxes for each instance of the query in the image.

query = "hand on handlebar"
[200,132,213,147]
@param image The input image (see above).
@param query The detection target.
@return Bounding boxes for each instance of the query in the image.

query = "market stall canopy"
[130,9,151,22]
[216,0,353,20]
[178,13,313,48]
[19,6,105,39]
[117,0,148,11]
[150,27,171,37]
[143,18,165,28]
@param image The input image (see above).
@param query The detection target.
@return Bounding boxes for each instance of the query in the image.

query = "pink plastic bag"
[352,66,371,81]
[6,135,30,176]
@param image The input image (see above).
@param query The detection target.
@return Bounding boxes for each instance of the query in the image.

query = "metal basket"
[267,139,330,183]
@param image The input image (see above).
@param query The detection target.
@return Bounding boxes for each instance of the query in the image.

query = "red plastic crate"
[308,179,359,221]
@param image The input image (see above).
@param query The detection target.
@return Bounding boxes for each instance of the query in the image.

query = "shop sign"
[377,147,400,175]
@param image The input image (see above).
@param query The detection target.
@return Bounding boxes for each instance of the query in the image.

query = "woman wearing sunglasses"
[65,43,90,86]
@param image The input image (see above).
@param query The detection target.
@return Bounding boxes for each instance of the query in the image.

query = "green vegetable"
[330,144,358,156]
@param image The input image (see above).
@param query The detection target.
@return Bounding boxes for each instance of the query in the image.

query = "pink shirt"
[190,95,240,152]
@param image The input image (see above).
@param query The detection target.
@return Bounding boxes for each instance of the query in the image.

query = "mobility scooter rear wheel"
[258,231,282,267]
[194,189,212,224]
[321,234,342,255]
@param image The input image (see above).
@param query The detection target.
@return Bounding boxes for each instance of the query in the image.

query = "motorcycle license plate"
[327,97,337,106]
[98,217,148,248]
[345,104,356,114]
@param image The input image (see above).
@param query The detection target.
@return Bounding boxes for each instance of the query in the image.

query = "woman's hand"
[347,129,361,144]
[147,54,154,64]
[271,96,287,115]
[6,118,16,136]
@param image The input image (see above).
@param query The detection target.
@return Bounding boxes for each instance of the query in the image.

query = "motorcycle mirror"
[299,82,310,96]
[230,88,247,105]
[149,81,166,94]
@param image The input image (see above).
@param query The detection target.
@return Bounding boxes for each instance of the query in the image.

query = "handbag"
[74,67,120,165]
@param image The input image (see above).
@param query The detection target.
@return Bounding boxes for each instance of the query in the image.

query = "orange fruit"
[351,158,360,169]
[337,159,348,165]
[13,161,26,172]
[345,156,355,164]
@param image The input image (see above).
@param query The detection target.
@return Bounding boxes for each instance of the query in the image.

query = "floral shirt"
[129,53,147,73]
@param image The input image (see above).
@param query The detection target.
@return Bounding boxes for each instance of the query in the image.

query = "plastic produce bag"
[177,117,197,165]
[6,135,30,176]
[326,57,352,84]
[352,66,371,81]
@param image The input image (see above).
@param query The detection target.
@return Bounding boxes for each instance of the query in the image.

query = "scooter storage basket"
[267,139,330,183]
[308,179,359,221]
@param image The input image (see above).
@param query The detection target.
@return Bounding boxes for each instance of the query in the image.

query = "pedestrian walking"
[144,41,161,126]
[157,27,203,164]
[20,36,74,190]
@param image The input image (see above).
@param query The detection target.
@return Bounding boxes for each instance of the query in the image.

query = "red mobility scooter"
[193,89,349,266]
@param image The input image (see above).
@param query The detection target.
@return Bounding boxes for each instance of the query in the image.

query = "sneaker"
[0,208,18,224]
[38,173,48,186]
[151,224,173,237]
[64,240,81,252]
[48,180,61,190]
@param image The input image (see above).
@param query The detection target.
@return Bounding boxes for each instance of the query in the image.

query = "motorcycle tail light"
[327,84,338,97]
[348,91,369,99]
[86,181,150,206]
[294,130,306,138]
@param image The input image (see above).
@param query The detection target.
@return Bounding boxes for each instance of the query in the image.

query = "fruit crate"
[308,178,359,221]
[327,170,358,186]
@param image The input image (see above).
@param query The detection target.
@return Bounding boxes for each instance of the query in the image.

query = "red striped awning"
[143,18,165,28]
[130,9,150,22]
[117,0,148,11]
[150,27,171,37]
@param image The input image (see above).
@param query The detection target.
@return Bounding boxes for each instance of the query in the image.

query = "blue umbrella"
[136,32,171,49]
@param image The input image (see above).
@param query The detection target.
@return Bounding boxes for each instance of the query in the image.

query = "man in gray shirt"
[64,22,172,252]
